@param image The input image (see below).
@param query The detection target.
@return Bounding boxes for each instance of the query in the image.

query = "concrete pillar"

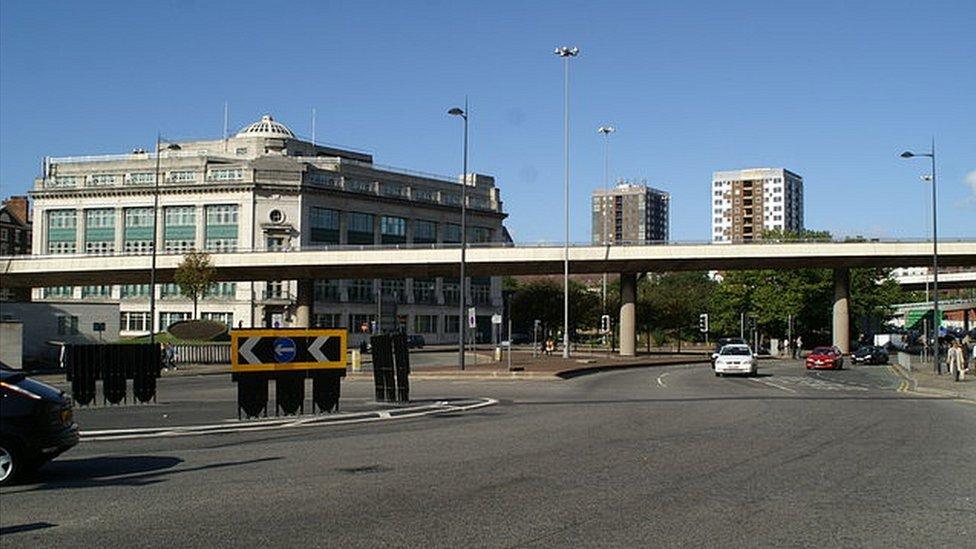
[619,273,637,357]
[295,279,313,328]
[833,267,850,354]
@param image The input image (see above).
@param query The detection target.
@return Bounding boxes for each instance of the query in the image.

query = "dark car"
[406,335,425,349]
[0,365,79,486]
[852,345,889,365]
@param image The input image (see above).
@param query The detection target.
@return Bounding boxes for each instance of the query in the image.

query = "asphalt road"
[2,359,974,547]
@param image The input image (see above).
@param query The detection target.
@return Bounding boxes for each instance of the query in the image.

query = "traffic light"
[600,314,611,333]
[699,313,709,334]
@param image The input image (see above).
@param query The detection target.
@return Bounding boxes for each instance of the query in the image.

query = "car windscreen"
[811,347,833,355]
[720,347,751,356]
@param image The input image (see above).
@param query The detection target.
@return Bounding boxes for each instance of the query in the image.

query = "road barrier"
[370,333,410,403]
[172,343,230,365]
[231,329,347,419]
[64,344,161,406]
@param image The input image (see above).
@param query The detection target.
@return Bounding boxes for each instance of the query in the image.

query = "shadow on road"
[9,455,282,493]
[0,522,58,536]
[514,394,939,407]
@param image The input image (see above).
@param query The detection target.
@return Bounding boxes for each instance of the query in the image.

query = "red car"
[806,346,844,370]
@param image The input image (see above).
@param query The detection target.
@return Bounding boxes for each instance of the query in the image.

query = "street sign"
[468,307,477,329]
[231,329,347,372]
[92,322,106,332]
[491,314,502,325]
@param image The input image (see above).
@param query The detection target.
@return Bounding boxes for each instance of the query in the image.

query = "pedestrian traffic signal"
[699,313,709,334]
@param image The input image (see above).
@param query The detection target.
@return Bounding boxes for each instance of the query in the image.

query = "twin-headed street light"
[555,46,579,358]
[900,144,940,373]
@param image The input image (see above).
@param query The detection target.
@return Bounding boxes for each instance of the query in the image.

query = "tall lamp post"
[448,103,468,370]
[149,136,181,346]
[597,125,615,315]
[555,45,579,359]
[901,141,940,373]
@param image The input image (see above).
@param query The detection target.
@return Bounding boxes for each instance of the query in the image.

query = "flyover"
[894,270,976,291]
[2,239,974,356]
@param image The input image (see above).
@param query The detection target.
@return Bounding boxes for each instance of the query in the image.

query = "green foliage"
[508,278,600,336]
[173,251,216,319]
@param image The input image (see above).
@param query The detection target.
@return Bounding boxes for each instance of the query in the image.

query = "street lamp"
[901,141,940,374]
[555,45,579,359]
[449,102,468,370]
[149,136,182,347]
[597,125,615,317]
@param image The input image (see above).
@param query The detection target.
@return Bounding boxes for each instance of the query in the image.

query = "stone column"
[295,279,312,328]
[620,273,637,357]
[833,267,850,354]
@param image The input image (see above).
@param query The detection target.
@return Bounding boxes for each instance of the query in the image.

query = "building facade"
[711,168,803,243]
[28,115,509,344]
[591,181,670,245]
[0,196,32,301]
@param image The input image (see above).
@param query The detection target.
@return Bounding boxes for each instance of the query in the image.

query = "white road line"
[656,373,670,388]
[750,378,797,393]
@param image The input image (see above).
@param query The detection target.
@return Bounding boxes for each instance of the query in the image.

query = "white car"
[713,344,757,377]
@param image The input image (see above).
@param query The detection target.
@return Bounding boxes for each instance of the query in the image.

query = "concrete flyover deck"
[1,240,974,288]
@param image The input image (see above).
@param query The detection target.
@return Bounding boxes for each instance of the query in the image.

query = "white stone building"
[29,115,509,344]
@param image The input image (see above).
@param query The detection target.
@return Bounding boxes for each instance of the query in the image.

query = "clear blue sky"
[1,0,973,243]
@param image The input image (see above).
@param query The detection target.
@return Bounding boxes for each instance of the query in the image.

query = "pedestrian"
[782,339,790,359]
[163,342,176,371]
[947,340,965,382]
[545,338,554,356]
[793,336,802,359]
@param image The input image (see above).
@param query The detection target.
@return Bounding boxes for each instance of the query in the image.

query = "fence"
[172,343,230,365]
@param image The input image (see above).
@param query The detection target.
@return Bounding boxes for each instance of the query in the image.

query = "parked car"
[713,344,758,377]
[1,364,79,486]
[711,337,748,366]
[805,346,844,370]
[406,335,425,349]
[852,345,889,365]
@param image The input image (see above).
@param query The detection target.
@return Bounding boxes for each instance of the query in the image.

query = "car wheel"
[0,439,23,487]
[714,372,720,377]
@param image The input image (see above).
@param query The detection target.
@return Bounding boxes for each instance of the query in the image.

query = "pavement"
[3,358,974,547]
[890,357,976,402]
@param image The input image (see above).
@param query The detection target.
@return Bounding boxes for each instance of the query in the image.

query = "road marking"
[656,373,670,388]
[750,378,797,393]
[79,398,498,442]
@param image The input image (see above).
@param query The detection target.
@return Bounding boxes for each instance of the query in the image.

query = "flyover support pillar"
[295,279,312,328]
[620,273,637,357]
[832,268,850,354]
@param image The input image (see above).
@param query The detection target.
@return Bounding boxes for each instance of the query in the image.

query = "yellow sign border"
[231,328,347,372]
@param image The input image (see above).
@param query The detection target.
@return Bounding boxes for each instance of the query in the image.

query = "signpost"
[231,329,347,418]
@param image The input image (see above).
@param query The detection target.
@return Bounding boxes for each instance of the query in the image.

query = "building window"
[347,279,374,302]
[442,278,460,304]
[442,193,462,206]
[88,174,119,186]
[85,241,115,255]
[85,209,115,228]
[120,311,151,332]
[346,179,374,194]
[310,207,340,244]
[347,212,375,245]
[160,312,190,329]
[208,168,243,181]
[444,315,460,334]
[269,209,284,223]
[128,172,155,185]
[314,280,341,302]
[205,238,237,252]
[160,283,183,299]
[47,241,77,254]
[443,224,462,243]
[47,176,79,188]
[380,216,406,244]
[468,227,492,243]
[57,315,79,335]
[471,278,491,306]
[44,286,74,299]
[413,188,438,203]
[164,206,196,226]
[380,182,408,198]
[201,312,233,327]
[206,204,238,225]
[414,315,437,334]
[204,282,236,299]
[413,278,436,304]
[413,220,437,244]
[169,170,198,183]
[380,279,406,302]
[164,240,195,253]
[125,208,154,228]
[313,313,342,328]
[266,236,286,251]
[124,240,152,254]
[121,284,151,299]
[349,314,376,333]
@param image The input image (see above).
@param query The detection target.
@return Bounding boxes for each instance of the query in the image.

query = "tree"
[173,251,216,319]
[508,278,600,340]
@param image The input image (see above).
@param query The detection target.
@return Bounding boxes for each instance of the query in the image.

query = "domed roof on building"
[235,115,295,138]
